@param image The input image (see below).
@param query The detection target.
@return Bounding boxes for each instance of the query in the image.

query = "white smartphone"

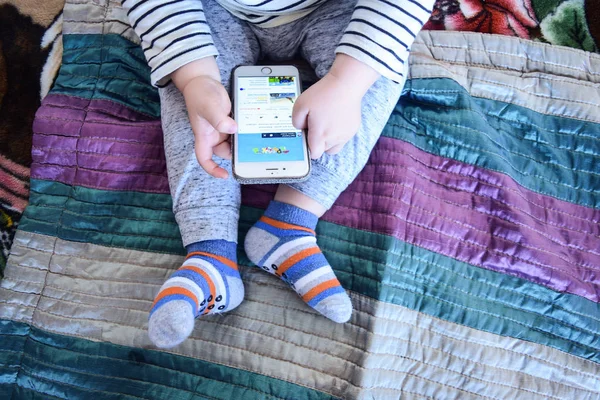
[232,65,310,183]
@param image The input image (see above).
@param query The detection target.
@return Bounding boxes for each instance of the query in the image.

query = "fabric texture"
[2,0,597,297]
[2,0,600,398]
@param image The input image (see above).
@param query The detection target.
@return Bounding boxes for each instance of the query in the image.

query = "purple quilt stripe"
[32,136,165,162]
[243,138,600,302]
[31,94,169,194]
[32,167,168,193]
[32,150,166,174]
[40,94,157,122]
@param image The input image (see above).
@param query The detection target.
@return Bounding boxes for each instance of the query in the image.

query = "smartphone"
[232,65,310,183]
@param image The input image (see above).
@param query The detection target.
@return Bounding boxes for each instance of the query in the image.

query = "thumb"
[191,85,237,134]
[292,96,309,130]
[198,100,236,135]
[213,116,237,134]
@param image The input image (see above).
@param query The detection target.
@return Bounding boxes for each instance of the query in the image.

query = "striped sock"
[148,240,244,348]
[244,201,352,323]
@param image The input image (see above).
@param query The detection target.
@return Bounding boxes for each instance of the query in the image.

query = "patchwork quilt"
[1,0,600,398]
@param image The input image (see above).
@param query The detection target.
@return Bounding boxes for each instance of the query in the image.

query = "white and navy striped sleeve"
[337,0,434,83]
[122,0,217,87]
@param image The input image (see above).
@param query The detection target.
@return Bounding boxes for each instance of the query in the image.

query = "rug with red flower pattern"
[425,0,598,52]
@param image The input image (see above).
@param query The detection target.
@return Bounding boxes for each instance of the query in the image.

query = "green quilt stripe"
[50,34,160,118]
[390,77,600,208]
[17,181,600,360]
[20,180,184,255]
[0,320,336,400]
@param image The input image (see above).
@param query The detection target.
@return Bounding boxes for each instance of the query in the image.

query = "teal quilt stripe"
[50,34,160,118]
[20,180,184,255]
[390,77,600,208]
[0,320,337,400]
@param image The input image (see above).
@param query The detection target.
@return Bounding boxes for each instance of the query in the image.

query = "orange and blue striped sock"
[244,201,352,323]
[148,240,243,348]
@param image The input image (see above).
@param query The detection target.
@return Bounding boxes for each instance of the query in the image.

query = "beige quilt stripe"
[409,31,600,124]
[61,0,139,44]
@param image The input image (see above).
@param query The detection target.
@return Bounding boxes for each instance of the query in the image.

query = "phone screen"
[236,76,305,163]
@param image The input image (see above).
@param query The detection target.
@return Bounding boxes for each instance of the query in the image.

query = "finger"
[308,130,325,160]
[325,143,345,155]
[197,111,236,135]
[292,97,309,130]
[194,132,229,179]
[190,93,237,135]
[213,136,232,160]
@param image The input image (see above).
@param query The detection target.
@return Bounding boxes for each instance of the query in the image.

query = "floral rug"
[425,0,598,52]
[0,0,64,274]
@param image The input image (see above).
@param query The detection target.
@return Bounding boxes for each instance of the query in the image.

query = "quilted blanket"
[2,0,600,398]
[3,0,599,275]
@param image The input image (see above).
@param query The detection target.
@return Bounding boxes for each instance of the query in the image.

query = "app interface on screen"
[237,76,305,163]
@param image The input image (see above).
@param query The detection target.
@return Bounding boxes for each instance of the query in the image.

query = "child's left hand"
[292,54,380,159]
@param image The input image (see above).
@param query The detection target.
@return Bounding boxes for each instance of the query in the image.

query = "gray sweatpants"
[159,0,405,246]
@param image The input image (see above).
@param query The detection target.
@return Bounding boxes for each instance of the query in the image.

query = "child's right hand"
[171,58,237,179]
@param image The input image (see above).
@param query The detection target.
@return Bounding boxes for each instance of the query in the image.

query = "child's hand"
[292,54,380,159]
[172,58,237,179]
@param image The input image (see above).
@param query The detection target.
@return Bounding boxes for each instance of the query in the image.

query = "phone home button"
[261,67,272,75]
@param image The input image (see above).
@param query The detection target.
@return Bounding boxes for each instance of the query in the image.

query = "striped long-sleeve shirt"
[122,0,434,86]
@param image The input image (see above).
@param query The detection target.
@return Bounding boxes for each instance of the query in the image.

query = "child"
[122,0,433,348]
